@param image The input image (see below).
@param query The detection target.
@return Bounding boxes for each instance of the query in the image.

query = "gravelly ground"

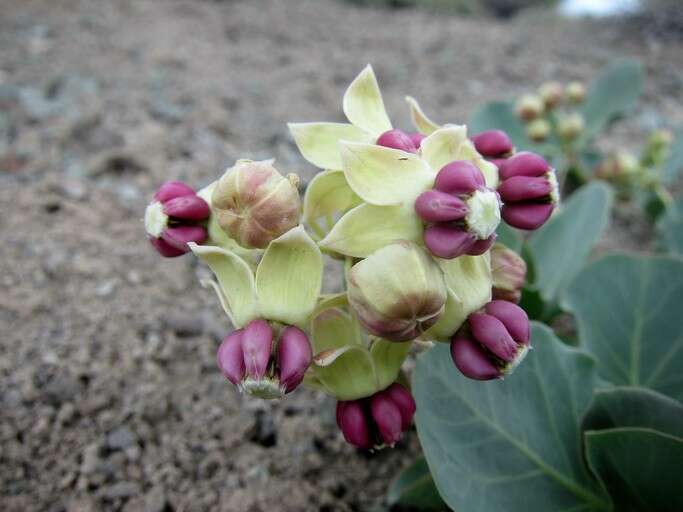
[1,1,682,511]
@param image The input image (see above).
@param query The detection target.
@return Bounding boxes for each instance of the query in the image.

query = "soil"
[1,1,682,511]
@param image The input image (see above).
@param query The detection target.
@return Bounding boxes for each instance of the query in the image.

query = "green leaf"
[189,243,258,328]
[340,141,434,206]
[414,323,609,512]
[303,170,361,227]
[564,253,683,401]
[255,226,323,327]
[288,122,373,170]
[584,429,683,512]
[662,127,683,184]
[342,64,392,136]
[656,196,683,255]
[528,182,613,303]
[387,457,446,511]
[580,59,643,141]
[496,222,523,253]
[319,203,422,258]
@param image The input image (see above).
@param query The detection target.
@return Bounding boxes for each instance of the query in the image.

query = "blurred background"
[1,0,681,511]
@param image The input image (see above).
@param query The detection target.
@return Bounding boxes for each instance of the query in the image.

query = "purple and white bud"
[145,180,211,257]
[216,319,312,399]
[498,152,559,231]
[336,382,415,450]
[450,300,531,381]
[490,243,527,303]
[417,161,501,259]
[471,130,513,158]
[376,129,418,153]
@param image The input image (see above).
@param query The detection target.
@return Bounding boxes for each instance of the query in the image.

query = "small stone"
[56,403,77,425]
[100,481,141,500]
[162,313,204,338]
[80,443,101,475]
[144,485,167,512]
[107,426,137,450]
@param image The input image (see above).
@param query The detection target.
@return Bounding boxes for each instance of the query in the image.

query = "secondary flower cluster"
[143,65,560,451]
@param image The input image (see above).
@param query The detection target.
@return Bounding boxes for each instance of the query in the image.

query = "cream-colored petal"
[255,226,323,327]
[369,339,411,390]
[311,307,361,354]
[341,141,434,206]
[189,243,259,328]
[342,65,392,136]
[310,346,376,400]
[421,125,468,172]
[288,122,373,170]
[405,96,441,135]
[319,203,423,258]
[303,170,361,227]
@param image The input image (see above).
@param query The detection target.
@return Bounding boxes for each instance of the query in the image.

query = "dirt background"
[1,1,682,511]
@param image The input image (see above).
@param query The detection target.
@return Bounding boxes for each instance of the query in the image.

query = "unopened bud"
[376,129,418,153]
[347,242,447,342]
[450,300,530,380]
[490,244,527,303]
[526,118,551,142]
[336,383,415,450]
[595,151,639,182]
[408,132,426,149]
[145,180,210,257]
[557,113,584,141]
[212,159,301,249]
[498,152,559,230]
[538,81,563,109]
[641,129,674,168]
[471,130,513,158]
[565,81,586,104]
[216,319,312,399]
[418,161,501,259]
[515,94,544,121]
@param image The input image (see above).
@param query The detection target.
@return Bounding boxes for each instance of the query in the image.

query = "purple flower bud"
[414,190,469,223]
[423,224,475,259]
[337,401,371,450]
[161,225,208,250]
[371,391,403,446]
[408,132,426,149]
[498,176,552,202]
[488,157,508,169]
[501,203,554,231]
[162,195,211,221]
[384,383,416,431]
[450,336,502,381]
[154,180,196,203]
[149,237,186,258]
[376,129,418,153]
[242,319,273,379]
[471,130,513,158]
[434,161,485,195]
[484,300,530,346]
[466,234,497,256]
[217,330,246,385]
[468,313,518,362]
[499,151,551,181]
[276,326,312,393]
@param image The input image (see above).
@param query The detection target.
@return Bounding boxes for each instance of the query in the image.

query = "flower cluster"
[143,65,559,450]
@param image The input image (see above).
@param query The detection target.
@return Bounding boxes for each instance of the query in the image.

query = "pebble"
[100,481,141,500]
[107,426,137,450]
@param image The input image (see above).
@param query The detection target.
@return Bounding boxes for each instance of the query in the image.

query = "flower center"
[144,201,168,238]
[465,189,501,239]
[547,170,560,205]
[241,377,284,400]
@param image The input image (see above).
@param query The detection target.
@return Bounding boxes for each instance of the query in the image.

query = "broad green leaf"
[496,222,523,253]
[319,203,422,258]
[340,141,434,206]
[582,387,683,438]
[369,339,411,391]
[255,226,323,327]
[303,170,361,227]
[189,243,258,327]
[585,428,683,512]
[288,122,373,170]
[580,59,643,140]
[420,125,468,173]
[311,307,361,353]
[662,127,683,184]
[342,64,392,136]
[426,254,492,342]
[656,196,683,255]
[414,323,609,512]
[387,457,446,511]
[564,254,683,401]
[528,181,613,302]
[405,96,440,135]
